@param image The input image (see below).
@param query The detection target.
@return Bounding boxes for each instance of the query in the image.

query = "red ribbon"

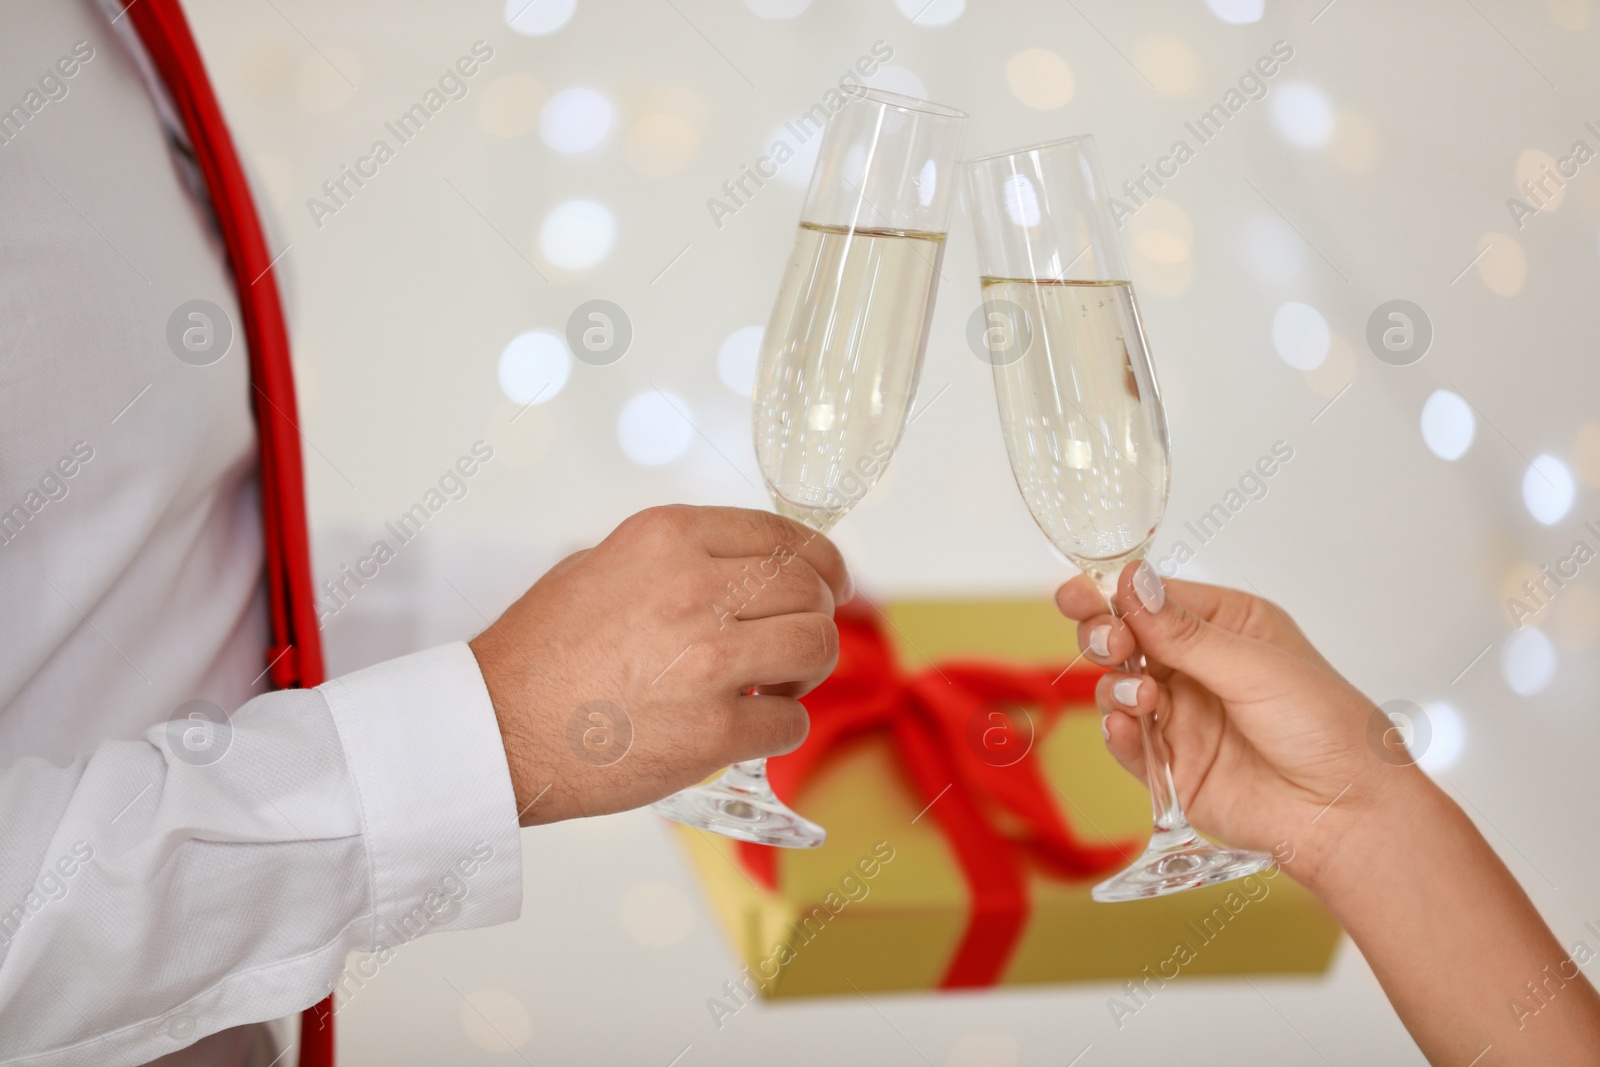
[737,604,1136,989]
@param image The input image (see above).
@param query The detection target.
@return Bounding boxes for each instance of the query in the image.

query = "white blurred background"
[186,0,1600,1061]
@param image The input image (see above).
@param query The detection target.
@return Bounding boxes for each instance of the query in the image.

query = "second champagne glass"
[652,88,966,847]
[966,135,1275,900]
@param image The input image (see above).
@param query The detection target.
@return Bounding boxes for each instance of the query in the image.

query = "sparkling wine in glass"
[966,135,1275,900]
[652,88,966,848]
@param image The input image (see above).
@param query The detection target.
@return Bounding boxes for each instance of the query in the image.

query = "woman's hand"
[1055,560,1420,890]
[1059,561,1600,1064]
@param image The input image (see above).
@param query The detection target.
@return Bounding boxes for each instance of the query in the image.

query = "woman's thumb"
[1114,562,1265,697]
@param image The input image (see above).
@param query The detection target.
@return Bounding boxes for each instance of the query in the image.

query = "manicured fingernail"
[1113,678,1141,707]
[1100,713,1110,739]
[1088,625,1111,658]
[1133,561,1165,613]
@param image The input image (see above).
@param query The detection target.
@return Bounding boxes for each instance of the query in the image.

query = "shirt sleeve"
[0,641,523,1067]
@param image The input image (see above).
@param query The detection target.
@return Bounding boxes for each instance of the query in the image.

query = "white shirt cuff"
[319,641,522,948]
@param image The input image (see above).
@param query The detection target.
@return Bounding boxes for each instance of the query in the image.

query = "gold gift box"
[675,598,1343,998]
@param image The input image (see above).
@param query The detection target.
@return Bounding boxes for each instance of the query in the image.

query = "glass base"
[1092,828,1274,903]
[652,761,826,849]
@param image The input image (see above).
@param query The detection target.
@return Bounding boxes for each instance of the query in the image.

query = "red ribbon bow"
[737,603,1136,989]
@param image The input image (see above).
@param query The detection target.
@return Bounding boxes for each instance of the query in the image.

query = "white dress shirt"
[0,3,524,1064]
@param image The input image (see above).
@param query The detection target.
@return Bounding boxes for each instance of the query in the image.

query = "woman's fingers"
[1077,614,1124,662]
[1063,575,1183,688]
[1096,670,1159,717]
[1076,614,1178,683]
[1105,562,1293,707]
[1096,671,1227,816]
[1096,672,1160,787]
[1159,576,1318,659]
[1055,573,1108,621]
[1101,707,1147,784]
[1057,566,1319,662]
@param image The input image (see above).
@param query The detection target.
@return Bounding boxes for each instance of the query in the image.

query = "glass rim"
[846,86,968,120]
[965,133,1096,165]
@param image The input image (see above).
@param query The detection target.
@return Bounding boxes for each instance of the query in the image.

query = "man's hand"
[470,505,851,826]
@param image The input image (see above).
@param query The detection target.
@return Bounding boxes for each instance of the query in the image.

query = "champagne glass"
[653,89,966,848]
[965,135,1274,900]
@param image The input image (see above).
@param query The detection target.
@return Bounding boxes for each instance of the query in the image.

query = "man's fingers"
[696,611,840,695]
[750,679,809,699]
[713,555,834,623]
[681,506,852,605]
[720,693,811,763]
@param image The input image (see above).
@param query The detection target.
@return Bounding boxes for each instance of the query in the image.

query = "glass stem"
[720,759,768,791]
[1123,647,1191,838]
[1097,578,1194,845]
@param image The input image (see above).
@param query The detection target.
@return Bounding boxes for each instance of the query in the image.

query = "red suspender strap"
[125,2,334,1062]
